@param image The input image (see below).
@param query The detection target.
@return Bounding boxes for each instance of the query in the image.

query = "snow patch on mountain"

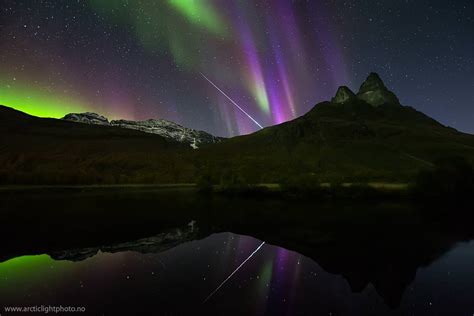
[62,113,223,148]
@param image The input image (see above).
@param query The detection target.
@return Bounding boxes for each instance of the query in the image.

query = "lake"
[0,187,473,315]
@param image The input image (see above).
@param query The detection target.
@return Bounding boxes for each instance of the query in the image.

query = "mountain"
[197,73,474,183]
[356,72,400,106]
[63,113,223,149]
[1,72,474,184]
[0,105,195,184]
[331,86,356,104]
[63,112,110,125]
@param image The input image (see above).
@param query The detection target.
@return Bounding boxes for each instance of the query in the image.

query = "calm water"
[0,187,473,315]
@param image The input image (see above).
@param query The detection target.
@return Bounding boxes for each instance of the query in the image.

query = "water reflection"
[1,232,473,315]
[0,188,473,315]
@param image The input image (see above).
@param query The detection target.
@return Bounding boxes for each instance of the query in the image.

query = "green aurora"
[0,79,90,118]
[167,0,227,36]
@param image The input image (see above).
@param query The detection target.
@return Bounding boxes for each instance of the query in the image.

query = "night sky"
[0,0,472,137]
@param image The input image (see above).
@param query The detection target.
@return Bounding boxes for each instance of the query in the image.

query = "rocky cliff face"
[331,86,356,104]
[110,119,222,149]
[62,112,109,125]
[331,73,400,107]
[356,73,400,106]
[63,114,223,148]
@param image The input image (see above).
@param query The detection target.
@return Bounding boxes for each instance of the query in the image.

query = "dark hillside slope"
[1,73,473,185]
[197,79,474,183]
[0,106,194,184]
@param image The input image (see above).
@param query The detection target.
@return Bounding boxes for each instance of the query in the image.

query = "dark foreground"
[0,187,473,315]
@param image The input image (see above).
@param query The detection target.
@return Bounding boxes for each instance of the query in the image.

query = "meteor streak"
[203,241,266,303]
[200,72,264,129]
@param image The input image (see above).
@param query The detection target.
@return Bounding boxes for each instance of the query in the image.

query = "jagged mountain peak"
[358,72,386,94]
[63,112,109,125]
[356,73,400,107]
[331,86,356,104]
[62,112,223,148]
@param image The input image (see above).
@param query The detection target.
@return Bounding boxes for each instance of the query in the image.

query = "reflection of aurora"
[1,233,474,315]
[0,252,126,293]
[0,234,308,314]
[0,255,67,292]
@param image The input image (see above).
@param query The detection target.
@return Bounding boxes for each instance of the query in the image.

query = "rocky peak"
[356,73,400,107]
[358,73,386,94]
[62,112,223,148]
[331,86,356,104]
[63,112,109,125]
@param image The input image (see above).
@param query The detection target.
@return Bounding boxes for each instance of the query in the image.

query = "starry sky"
[0,0,472,137]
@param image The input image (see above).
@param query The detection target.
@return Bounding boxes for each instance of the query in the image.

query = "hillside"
[1,73,474,185]
[197,74,474,183]
[0,106,195,184]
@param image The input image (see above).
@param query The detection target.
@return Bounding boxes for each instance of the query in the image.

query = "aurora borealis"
[0,0,473,136]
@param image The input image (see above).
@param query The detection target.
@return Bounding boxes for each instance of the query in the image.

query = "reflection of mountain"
[2,204,470,309]
[257,232,452,308]
[50,221,198,261]
[26,223,464,309]
[213,219,469,308]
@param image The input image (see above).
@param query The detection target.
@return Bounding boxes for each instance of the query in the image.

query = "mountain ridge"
[62,112,224,149]
[1,73,473,184]
[196,73,474,183]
